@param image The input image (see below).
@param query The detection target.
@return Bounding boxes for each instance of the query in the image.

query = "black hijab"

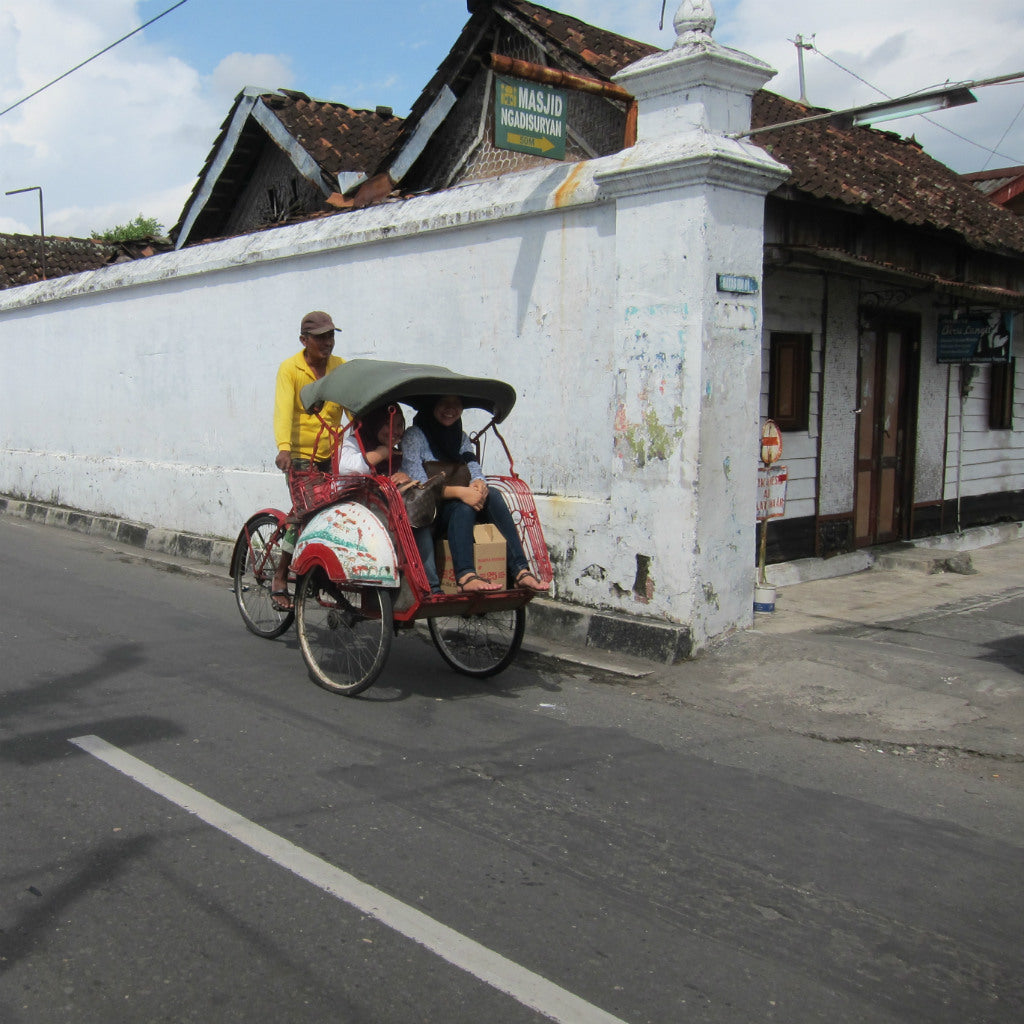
[412,397,473,464]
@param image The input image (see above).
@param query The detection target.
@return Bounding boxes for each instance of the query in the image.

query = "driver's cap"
[301,310,336,335]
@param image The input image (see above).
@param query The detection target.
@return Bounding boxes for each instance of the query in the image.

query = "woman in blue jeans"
[402,395,548,594]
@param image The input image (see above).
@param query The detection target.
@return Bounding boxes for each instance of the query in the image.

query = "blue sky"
[1,1,1023,239]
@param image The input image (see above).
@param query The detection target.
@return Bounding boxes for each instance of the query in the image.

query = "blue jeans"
[437,489,529,582]
[414,526,442,593]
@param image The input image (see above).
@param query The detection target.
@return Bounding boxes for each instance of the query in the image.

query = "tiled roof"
[172,91,405,244]
[751,91,1024,257]
[0,234,170,289]
[505,0,659,78]
[263,90,405,177]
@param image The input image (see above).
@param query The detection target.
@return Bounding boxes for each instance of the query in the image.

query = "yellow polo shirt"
[273,351,345,462]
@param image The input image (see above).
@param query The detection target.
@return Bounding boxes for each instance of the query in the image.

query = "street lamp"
[833,85,977,129]
[731,69,1024,141]
[733,83,980,141]
[5,185,46,281]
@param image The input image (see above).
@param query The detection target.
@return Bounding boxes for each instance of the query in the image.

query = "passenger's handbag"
[423,459,472,488]
[399,473,446,528]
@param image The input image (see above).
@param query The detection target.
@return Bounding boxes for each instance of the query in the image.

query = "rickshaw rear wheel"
[428,606,526,678]
[295,569,393,695]
[233,513,294,639]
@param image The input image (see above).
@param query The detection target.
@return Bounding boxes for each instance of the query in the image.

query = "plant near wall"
[90,214,164,241]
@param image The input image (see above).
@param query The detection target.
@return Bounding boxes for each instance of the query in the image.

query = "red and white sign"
[756,464,788,521]
[760,419,782,465]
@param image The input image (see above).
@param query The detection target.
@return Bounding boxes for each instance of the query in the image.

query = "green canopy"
[300,358,517,422]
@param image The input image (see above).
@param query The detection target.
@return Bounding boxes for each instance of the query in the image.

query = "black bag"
[400,472,447,528]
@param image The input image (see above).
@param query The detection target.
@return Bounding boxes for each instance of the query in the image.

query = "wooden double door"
[854,312,920,547]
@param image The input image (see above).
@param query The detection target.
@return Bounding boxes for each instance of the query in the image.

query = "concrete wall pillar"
[595,2,788,645]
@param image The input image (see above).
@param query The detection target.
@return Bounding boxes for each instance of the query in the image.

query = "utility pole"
[794,34,814,105]
[5,185,46,280]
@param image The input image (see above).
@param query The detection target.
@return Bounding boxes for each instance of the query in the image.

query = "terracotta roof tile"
[507,1,658,77]
[751,90,1024,256]
[262,91,404,175]
[0,234,110,289]
[0,233,170,289]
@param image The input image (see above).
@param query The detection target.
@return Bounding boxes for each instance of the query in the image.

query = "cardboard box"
[436,523,507,593]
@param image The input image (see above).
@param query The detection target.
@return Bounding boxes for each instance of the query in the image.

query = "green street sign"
[494,75,566,161]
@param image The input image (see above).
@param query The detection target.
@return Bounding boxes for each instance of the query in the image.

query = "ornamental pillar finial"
[673,0,717,46]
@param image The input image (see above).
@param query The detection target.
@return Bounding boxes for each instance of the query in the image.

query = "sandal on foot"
[514,569,549,593]
[271,589,293,611]
[457,573,499,593]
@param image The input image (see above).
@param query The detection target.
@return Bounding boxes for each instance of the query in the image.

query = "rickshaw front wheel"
[428,606,526,678]
[295,569,393,695]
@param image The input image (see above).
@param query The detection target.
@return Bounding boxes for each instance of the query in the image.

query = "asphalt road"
[2,516,1022,1023]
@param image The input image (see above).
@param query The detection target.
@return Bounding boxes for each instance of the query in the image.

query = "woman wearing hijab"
[402,395,548,594]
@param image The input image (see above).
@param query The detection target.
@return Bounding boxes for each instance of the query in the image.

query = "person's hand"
[275,450,292,472]
[458,485,486,511]
[391,471,413,485]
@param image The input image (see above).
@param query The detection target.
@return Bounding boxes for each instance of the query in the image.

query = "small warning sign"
[756,465,788,521]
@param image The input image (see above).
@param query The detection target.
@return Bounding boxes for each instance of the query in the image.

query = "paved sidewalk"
[638,538,1024,763]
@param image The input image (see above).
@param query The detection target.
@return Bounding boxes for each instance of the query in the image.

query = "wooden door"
[854,314,919,546]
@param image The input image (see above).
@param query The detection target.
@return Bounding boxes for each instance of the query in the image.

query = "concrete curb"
[0,497,234,571]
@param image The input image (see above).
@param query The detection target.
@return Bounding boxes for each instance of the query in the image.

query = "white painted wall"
[944,359,1024,497]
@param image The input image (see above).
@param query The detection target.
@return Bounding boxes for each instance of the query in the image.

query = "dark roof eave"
[766,244,1024,308]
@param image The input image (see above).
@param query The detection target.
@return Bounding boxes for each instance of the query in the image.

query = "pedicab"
[230,358,552,695]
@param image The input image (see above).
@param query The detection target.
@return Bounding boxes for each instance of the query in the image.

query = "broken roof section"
[751,91,1024,258]
[172,88,404,248]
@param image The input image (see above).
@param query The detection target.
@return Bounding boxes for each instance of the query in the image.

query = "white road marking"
[70,734,629,1024]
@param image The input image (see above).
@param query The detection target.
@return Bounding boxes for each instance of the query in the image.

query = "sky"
[1,0,1023,239]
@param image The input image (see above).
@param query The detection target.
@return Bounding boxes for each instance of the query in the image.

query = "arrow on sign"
[507,133,555,153]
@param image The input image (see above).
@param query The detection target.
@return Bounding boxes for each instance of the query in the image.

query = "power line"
[0,0,190,120]
[983,93,1024,170]
[804,39,1024,167]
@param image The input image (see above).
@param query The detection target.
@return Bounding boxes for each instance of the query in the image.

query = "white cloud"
[0,4,294,237]
[209,52,293,106]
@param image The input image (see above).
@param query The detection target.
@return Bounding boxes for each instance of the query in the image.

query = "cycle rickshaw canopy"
[300,358,517,422]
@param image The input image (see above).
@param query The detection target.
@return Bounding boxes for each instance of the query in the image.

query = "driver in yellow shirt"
[271,310,344,609]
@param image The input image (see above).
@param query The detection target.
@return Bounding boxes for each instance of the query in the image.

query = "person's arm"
[399,427,430,484]
[273,361,296,470]
[337,433,372,475]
